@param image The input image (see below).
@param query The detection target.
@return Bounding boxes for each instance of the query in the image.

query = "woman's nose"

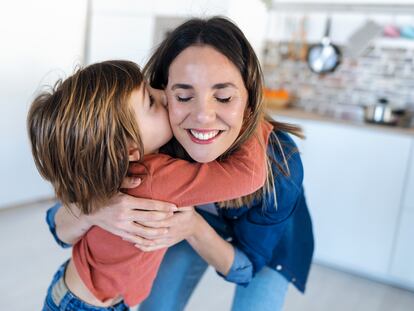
[193,101,216,124]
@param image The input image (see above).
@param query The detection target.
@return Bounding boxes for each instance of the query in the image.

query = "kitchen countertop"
[266,107,414,137]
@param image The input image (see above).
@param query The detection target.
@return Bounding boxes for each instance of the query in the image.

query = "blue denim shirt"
[46,130,314,293]
[205,130,314,292]
[233,130,313,292]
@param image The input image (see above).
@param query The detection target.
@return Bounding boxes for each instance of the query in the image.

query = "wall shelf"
[270,1,414,14]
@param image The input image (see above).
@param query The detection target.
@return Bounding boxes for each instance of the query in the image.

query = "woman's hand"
[133,206,201,252]
[86,195,177,247]
[84,177,178,246]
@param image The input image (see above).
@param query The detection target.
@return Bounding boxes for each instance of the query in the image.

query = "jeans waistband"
[48,261,128,310]
[50,261,70,306]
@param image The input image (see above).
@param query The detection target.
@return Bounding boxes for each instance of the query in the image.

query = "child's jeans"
[42,260,129,311]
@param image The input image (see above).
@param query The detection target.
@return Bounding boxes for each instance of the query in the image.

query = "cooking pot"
[362,98,407,126]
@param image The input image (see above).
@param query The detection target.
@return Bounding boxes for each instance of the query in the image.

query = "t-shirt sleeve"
[127,121,273,207]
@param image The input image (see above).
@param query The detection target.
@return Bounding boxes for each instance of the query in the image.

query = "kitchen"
[1,0,414,310]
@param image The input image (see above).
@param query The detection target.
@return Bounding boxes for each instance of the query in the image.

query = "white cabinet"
[302,122,411,277]
[269,112,414,282]
[390,140,414,287]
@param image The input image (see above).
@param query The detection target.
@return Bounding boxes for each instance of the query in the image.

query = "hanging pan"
[307,17,342,74]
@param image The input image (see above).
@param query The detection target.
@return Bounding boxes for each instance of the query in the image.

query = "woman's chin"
[187,150,219,163]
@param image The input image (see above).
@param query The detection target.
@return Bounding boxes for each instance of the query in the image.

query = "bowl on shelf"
[263,88,291,109]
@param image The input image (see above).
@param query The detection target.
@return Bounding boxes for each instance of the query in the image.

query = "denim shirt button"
[226,237,233,242]
[233,216,238,219]
[276,265,282,271]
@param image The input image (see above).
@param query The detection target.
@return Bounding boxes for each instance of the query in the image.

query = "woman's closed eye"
[215,96,232,103]
[176,95,193,102]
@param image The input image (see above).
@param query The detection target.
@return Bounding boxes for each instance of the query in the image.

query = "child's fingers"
[129,223,169,239]
[177,206,194,211]
[135,243,168,252]
[130,198,178,213]
[121,234,154,246]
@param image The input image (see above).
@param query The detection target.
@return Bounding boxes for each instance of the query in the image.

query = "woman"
[47,17,314,311]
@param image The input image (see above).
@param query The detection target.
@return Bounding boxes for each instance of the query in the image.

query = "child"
[27,60,273,310]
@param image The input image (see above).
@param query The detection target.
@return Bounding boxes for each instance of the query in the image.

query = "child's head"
[27,60,171,214]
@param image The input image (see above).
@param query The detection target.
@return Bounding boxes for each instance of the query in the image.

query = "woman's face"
[166,45,248,163]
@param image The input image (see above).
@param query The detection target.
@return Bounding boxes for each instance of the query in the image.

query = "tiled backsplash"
[262,39,414,121]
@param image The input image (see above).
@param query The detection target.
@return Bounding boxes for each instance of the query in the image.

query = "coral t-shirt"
[72,121,273,306]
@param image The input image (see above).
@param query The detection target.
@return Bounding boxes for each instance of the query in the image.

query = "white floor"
[1,201,414,311]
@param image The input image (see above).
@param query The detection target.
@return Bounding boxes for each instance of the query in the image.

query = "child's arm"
[127,120,273,207]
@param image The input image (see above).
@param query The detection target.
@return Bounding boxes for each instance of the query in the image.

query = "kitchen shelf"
[270,2,414,14]
[374,37,414,50]
[267,107,414,137]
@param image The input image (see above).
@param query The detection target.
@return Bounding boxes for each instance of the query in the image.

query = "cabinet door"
[89,14,154,66]
[390,139,414,288]
[302,122,411,276]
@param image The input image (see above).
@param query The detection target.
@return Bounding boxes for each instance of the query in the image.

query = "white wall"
[0,0,87,208]
[0,0,267,208]
[88,0,267,66]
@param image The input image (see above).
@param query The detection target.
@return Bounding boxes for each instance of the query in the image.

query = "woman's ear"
[128,148,140,162]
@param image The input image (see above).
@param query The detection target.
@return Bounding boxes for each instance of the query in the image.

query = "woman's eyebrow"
[212,82,238,90]
[170,82,238,90]
[171,83,193,90]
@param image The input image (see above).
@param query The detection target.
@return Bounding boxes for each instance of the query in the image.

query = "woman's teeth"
[190,129,220,140]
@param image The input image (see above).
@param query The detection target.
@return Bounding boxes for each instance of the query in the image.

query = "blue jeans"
[42,260,129,311]
[138,212,289,311]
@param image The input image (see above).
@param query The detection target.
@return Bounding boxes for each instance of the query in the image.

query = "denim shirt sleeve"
[216,246,253,285]
[46,202,72,248]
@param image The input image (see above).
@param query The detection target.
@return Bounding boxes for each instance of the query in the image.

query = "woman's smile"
[187,129,223,144]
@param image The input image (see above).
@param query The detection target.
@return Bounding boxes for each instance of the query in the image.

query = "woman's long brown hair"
[145,16,303,208]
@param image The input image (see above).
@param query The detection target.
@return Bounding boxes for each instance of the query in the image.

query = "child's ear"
[128,148,140,162]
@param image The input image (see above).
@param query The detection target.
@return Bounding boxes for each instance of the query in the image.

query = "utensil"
[307,17,342,74]
[383,25,400,38]
[400,25,414,39]
[362,98,408,126]
[346,20,383,58]
[299,15,308,61]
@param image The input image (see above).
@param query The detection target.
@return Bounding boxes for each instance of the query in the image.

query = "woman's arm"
[186,214,235,275]
[54,203,92,245]
[135,207,235,275]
